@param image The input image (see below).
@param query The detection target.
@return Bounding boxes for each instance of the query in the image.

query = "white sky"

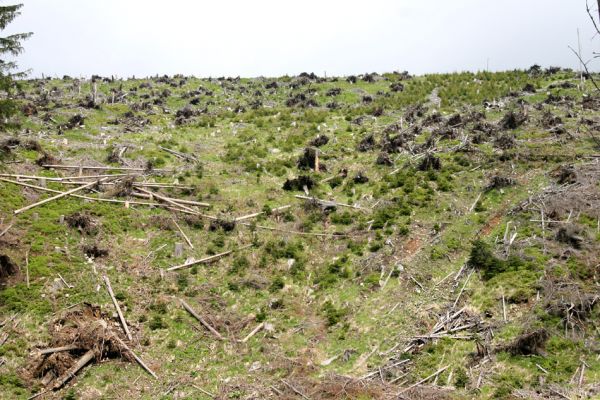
[4,0,598,78]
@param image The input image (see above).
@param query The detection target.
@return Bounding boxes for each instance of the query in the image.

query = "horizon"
[5,0,597,78]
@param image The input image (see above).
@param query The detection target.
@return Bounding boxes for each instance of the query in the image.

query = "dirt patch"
[480,214,503,236]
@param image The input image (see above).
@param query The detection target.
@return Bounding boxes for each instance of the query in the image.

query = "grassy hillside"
[0,68,598,399]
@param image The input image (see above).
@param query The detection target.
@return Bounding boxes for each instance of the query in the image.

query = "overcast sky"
[4,0,597,78]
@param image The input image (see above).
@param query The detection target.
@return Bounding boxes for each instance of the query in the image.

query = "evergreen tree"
[0,4,32,126]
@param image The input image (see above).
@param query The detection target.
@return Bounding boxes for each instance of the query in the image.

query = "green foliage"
[468,240,506,280]
[321,300,346,327]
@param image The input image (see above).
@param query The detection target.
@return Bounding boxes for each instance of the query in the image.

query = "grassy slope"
[0,69,598,399]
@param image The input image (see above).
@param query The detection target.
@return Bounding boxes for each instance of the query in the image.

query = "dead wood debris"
[495,329,549,356]
[65,212,98,235]
[0,254,19,284]
[283,175,316,192]
[22,303,153,391]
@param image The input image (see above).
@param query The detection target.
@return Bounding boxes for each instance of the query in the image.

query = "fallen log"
[167,244,253,272]
[103,275,133,341]
[234,205,291,222]
[52,349,95,390]
[42,164,171,173]
[14,178,108,215]
[180,299,224,340]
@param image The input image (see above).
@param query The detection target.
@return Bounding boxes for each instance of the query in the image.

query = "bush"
[322,301,346,327]
[468,240,506,280]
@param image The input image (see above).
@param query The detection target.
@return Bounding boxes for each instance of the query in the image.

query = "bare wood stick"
[159,146,199,162]
[397,365,449,395]
[234,205,291,222]
[453,270,474,309]
[58,273,73,289]
[0,178,164,208]
[14,179,107,215]
[103,275,133,341]
[27,389,51,400]
[240,322,264,343]
[180,299,224,340]
[38,344,79,355]
[191,385,216,398]
[0,173,136,182]
[502,289,507,322]
[131,191,210,207]
[280,379,310,400]
[409,275,424,291]
[25,251,30,288]
[53,349,95,389]
[172,218,194,249]
[42,164,170,173]
[0,223,13,238]
[136,188,196,213]
[469,192,482,212]
[112,335,158,379]
[167,244,253,272]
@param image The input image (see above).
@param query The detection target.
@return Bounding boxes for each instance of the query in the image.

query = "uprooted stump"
[83,244,109,259]
[283,175,316,192]
[555,224,584,249]
[485,176,516,191]
[36,152,60,167]
[104,176,135,198]
[65,212,98,235]
[357,134,376,152]
[0,254,19,284]
[22,303,138,391]
[499,110,527,130]
[376,152,393,166]
[297,147,326,171]
[418,154,441,171]
[209,218,236,232]
[494,134,517,150]
[554,165,577,184]
[495,328,549,356]
[309,134,329,147]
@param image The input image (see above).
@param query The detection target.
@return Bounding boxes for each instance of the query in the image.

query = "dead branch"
[167,244,253,272]
[180,299,224,340]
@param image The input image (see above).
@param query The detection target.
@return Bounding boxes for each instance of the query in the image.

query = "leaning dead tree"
[571,1,600,93]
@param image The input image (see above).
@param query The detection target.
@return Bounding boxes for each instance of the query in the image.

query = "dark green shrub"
[468,240,506,280]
